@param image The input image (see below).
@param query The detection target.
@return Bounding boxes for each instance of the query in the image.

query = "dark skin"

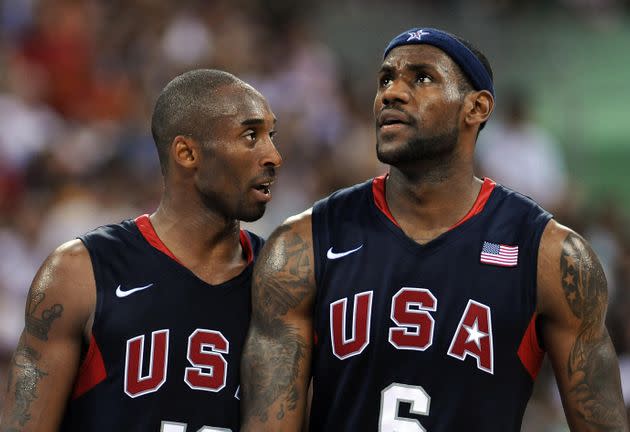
[0,82,282,432]
[241,44,628,431]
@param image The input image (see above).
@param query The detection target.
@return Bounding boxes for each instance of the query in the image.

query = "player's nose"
[381,79,411,106]
[260,137,282,168]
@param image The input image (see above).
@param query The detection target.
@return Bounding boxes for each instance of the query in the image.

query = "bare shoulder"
[253,208,315,319]
[266,208,313,248]
[44,239,93,277]
[257,207,313,274]
[242,209,315,430]
[536,220,629,431]
[0,240,97,430]
[28,239,96,336]
[536,219,606,321]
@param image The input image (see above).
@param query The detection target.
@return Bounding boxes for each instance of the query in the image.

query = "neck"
[148,186,245,284]
[385,153,482,244]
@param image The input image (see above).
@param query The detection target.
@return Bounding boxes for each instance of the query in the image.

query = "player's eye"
[379,75,392,87]
[243,130,257,141]
[416,73,432,84]
[269,130,277,141]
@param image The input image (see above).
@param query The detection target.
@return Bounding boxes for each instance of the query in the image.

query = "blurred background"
[0,0,629,429]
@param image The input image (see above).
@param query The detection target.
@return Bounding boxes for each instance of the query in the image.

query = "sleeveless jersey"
[60,215,263,432]
[310,177,552,432]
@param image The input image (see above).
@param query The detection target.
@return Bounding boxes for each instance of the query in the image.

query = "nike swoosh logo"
[327,245,363,259]
[116,283,154,298]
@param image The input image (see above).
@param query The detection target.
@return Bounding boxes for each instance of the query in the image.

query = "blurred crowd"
[0,0,628,429]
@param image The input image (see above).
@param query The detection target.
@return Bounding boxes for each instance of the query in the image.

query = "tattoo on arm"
[256,226,313,319]
[242,225,312,424]
[242,322,306,422]
[2,293,65,430]
[560,233,627,430]
[4,338,48,428]
[25,293,63,341]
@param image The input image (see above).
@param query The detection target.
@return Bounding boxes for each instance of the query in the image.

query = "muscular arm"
[0,240,95,432]
[537,221,629,431]
[241,211,316,431]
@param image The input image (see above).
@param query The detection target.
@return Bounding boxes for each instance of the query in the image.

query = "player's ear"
[464,90,494,128]
[171,135,200,169]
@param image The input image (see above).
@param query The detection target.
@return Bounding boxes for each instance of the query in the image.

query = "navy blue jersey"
[60,215,263,432]
[310,176,552,432]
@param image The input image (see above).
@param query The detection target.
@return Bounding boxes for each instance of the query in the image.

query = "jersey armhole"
[71,333,107,399]
[517,313,545,380]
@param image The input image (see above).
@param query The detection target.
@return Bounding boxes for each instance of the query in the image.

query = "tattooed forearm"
[561,233,627,430]
[242,322,307,422]
[25,292,63,341]
[569,331,626,428]
[242,224,314,425]
[4,339,48,428]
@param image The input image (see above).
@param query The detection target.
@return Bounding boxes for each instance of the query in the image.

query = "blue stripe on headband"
[383,28,494,96]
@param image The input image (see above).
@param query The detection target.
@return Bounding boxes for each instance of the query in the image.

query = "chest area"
[316,232,535,376]
[92,260,251,396]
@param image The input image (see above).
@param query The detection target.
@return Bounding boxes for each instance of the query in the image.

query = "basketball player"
[240,29,629,431]
[0,69,282,431]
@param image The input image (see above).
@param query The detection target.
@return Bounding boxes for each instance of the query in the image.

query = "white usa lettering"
[124,328,232,398]
[329,288,494,374]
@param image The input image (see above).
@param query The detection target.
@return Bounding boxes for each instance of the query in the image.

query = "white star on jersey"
[463,319,488,349]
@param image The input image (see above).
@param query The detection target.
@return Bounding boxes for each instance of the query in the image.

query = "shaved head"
[151,69,257,174]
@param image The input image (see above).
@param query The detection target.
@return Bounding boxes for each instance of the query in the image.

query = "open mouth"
[382,119,405,127]
[379,110,410,128]
[253,180,273,195]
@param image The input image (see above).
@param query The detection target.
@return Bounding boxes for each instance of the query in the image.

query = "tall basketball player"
[0,69,282,431]
[240,28,628,432]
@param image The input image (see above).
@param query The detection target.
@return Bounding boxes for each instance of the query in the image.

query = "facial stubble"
[376,121,460,167]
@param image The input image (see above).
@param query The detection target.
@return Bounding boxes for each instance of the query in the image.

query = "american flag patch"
[480,241,518,267]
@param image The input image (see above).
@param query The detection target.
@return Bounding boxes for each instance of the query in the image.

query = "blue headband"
[383,28,494,96]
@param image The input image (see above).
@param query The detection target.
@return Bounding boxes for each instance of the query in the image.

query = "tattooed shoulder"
[557,231,627,430]
[23,239,93,339]
[559,232,607,321]
[253,218,315,319]
[242,216,315,425]
[25,292,64,341]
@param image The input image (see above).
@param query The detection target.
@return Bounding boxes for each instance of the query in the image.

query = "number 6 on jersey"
[160,422,231,431]
[380,383,430,432]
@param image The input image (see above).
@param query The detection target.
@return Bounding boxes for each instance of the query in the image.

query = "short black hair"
[151,69,241,174]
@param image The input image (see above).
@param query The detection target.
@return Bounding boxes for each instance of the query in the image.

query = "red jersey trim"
[450,178,495,229]
[517,313,545,380]
[372,175,398,226]
[239,230,254,265]
[371,176,496,229]
[135,214,253,265]
[72,334,107,399]
[135,214,182,264]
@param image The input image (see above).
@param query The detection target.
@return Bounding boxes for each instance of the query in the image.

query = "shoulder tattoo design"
[560,232,627,430]
[25,292,63,341]
[243,225,311,423]
[255,225,312,319]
